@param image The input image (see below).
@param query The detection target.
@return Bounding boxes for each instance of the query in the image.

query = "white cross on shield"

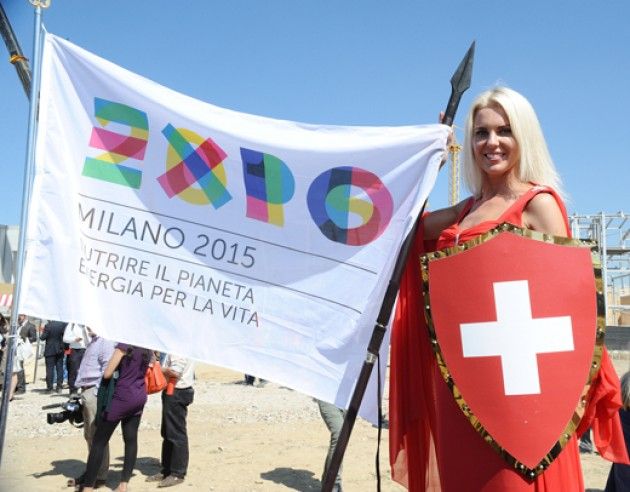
[460,280,574,395]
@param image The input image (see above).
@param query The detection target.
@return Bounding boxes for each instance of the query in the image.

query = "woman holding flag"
[389,86,629,491]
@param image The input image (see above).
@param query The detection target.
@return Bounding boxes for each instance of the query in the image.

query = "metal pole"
[0,2,31,97]
[32,327,41,384]
[0,1,47,467]
[600,212,609,324]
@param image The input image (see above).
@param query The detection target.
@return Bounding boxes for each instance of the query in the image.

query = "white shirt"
[163,354,195,389]
[63,323,88,349]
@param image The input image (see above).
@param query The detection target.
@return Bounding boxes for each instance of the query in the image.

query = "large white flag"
[20,33,448,421]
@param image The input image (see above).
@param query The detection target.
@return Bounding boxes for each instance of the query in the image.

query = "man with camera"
[70,326,116,489]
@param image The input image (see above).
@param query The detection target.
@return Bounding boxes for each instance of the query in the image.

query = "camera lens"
[46,411,69,425]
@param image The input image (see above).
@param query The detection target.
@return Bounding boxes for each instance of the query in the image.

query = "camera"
[46,395,84,427]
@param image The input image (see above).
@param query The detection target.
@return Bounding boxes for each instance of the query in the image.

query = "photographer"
[69,327,115,490]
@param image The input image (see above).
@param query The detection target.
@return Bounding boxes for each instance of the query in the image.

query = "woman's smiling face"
[472,105,520,180]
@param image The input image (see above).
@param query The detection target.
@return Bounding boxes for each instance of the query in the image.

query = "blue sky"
[0,1,628,226]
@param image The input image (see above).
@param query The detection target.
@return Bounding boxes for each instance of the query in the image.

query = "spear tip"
[450,40,475,92]
[442,41,476,127]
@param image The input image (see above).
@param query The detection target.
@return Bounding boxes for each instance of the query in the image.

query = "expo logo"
[82,98,393,246]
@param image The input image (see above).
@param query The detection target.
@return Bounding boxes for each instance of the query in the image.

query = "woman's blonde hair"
[462,86,564,198]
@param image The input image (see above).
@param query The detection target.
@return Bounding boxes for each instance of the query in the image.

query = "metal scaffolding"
[569,212,630,326]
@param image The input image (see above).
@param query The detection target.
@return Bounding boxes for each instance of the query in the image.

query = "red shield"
[421,224,604,478]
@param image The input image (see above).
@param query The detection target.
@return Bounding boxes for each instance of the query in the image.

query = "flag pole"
[321,41,475,492]
[0,2,31,97]
[0,0,50,466]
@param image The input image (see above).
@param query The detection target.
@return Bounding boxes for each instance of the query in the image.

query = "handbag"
[18,339,33,360]
[145,360,167,394]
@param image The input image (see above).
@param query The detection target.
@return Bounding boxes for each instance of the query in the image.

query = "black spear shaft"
[321,41,475,492]
[0,2,31,98]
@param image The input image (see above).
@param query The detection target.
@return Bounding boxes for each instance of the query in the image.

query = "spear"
[0,2,32,98]
[443,41,475,126]
[321,41,475,492]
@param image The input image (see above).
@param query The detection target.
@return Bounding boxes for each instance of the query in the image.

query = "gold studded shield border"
[419,222,605,480]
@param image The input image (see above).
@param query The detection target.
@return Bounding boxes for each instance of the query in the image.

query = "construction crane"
[448,131,462,206]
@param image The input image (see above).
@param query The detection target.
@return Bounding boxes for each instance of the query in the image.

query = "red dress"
[389,186,629,491]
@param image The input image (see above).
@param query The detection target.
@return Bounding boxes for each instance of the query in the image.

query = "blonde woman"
[389,87,629,491]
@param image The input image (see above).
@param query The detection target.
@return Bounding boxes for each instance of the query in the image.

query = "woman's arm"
[423,201,466,240]
[103,347,125,379]
[522,193,568,237]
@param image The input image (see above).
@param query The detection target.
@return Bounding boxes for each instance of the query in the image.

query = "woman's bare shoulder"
[523,192,567,236]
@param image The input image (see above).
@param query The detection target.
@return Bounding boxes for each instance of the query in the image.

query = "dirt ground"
[0,352,627,492]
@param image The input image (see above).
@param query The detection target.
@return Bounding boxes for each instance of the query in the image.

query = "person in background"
[80,343,153,492]
[63,323,88,396]
[8,331,31,401]
[68,326,116,490]
[316,399,346,492]
[243,373,266,387]
[146,354,195,488]
[14,314,37,394]
[579,428,594,454]
[0,313,8,367]
[40,320,67,394]
[605,370,630,491]
[18,314,37,343]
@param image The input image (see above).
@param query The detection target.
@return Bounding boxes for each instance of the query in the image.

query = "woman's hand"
[439,111,454,169]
